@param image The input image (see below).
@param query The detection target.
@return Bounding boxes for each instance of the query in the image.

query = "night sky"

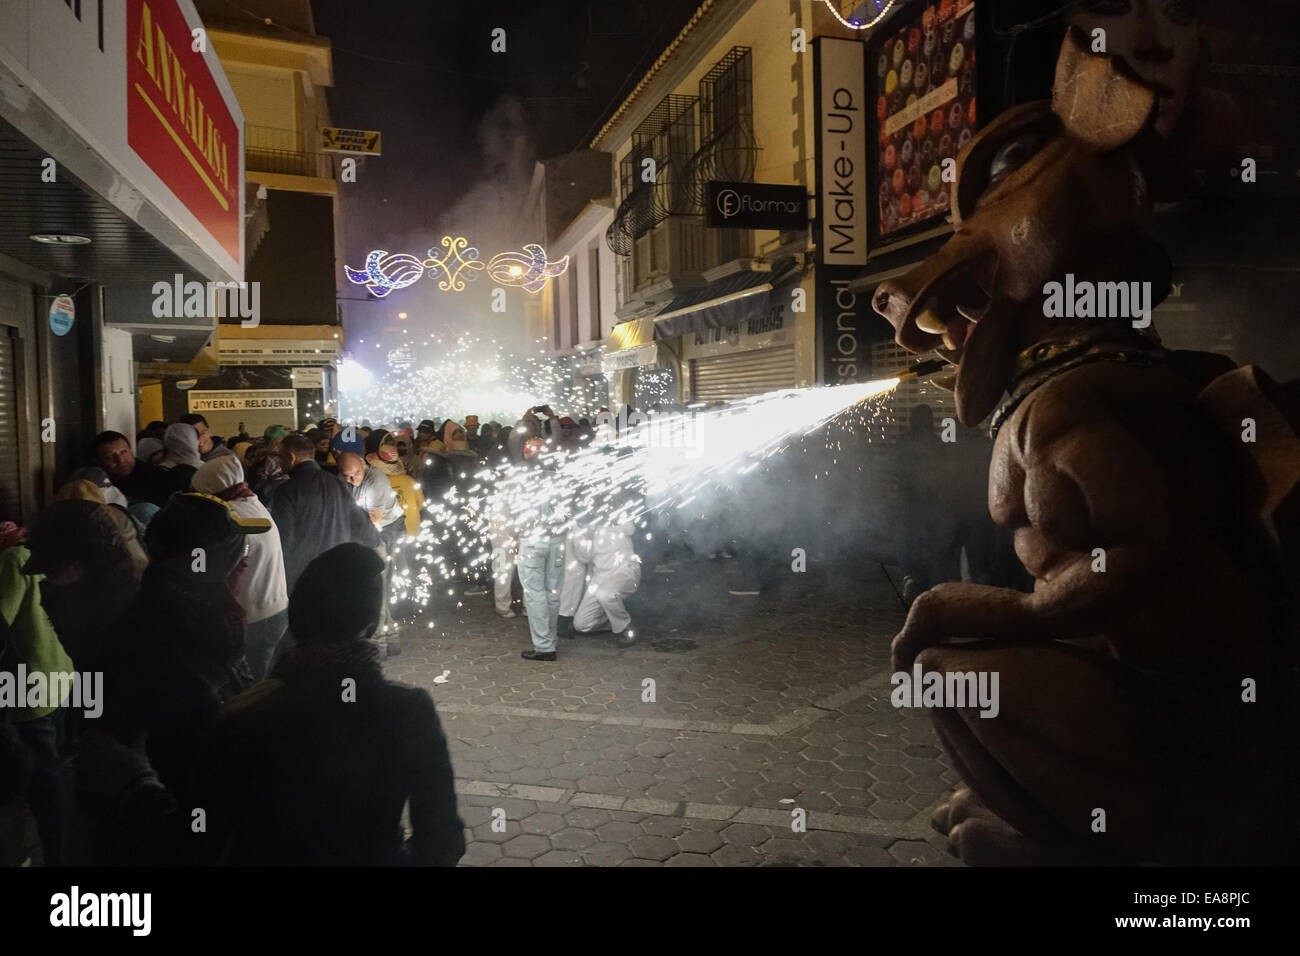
[309,0,704,348]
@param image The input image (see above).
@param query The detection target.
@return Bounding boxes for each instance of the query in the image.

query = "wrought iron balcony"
[245,124,335,179]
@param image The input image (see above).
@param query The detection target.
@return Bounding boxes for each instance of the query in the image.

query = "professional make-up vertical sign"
[814,37,871,383]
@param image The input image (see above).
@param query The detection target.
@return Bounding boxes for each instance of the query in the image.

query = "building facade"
[587,0,970,426]
[156,0,344,439]
[0,0,245,521]
[524,150,617,413]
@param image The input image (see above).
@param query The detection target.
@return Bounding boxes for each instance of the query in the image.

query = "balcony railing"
[245,124,335,179]
[618,217,758,310]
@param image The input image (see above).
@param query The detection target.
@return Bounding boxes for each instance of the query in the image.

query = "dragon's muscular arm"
[893,408,1172,669]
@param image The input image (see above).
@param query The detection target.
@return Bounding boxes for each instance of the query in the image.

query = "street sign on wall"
[814,37,874,385]
[321,127,382,154]
[705,181,808,230]
[291,367,324,388]
[187,389,297,412]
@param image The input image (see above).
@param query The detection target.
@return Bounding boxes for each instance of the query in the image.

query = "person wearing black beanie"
[191,543,465,865]
[288,542,384,645]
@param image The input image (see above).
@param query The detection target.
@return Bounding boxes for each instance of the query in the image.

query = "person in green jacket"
[0,521,75,865]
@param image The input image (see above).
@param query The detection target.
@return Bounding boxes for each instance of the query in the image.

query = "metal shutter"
[0,327,19,522]
[691,345,796,403]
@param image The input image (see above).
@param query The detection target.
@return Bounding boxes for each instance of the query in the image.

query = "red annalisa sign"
[126,0,240,262]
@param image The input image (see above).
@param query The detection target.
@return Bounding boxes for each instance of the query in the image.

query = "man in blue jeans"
[513,429,568,661]
[516,534,564,661]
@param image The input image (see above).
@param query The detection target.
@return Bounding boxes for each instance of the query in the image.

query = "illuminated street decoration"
[345,238,569,298]
[424,235,486,292]
[821,0,896,30]
[487,244,570,294]
[343,250,425,298]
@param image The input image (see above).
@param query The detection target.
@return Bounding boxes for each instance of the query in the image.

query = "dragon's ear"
[1052,26,1157,150]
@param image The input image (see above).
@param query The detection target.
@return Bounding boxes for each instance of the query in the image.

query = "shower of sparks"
[365,375,901,617]
[341,331,598,425]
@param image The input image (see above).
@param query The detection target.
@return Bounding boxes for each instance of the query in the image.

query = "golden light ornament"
[422,236,486,292]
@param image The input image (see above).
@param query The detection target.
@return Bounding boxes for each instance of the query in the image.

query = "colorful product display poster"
[875,1,977,238]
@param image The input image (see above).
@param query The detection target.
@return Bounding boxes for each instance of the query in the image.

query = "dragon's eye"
[985,132,1045,191]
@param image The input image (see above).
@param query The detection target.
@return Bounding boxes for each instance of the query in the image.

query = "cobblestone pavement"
[386,556,964,866]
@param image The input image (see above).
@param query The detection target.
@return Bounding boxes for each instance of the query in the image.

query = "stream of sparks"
[378,376,902,627]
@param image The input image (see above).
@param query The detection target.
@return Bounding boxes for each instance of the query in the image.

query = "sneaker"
[495,607,517,618]
[521,649,556,661]
[614,629,636,648]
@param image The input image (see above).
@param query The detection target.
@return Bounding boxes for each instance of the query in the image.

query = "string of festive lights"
[344,237,569,298]
[821,0,897,31]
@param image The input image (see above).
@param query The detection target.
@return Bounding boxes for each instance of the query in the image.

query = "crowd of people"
[0,403,660,866]
[0,398,1018,866]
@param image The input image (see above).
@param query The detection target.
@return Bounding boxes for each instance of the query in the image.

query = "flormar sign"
[705,182,808,230]
[128,0,241,262]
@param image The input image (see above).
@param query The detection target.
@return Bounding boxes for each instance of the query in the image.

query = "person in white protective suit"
[556,519,641,647]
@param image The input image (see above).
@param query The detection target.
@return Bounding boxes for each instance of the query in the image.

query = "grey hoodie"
[351,462,404,530]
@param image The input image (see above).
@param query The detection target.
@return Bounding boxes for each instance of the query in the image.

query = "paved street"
[387,554,964,866]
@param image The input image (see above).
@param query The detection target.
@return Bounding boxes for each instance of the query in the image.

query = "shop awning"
[653,261,798,339]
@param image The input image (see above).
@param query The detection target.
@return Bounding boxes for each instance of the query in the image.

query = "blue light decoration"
[487,244,570,294]
[344,237,569,299]
[343,250,426,298]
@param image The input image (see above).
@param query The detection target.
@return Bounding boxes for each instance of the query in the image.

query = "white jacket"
[193,457,290,623]
[582,520,640,580]
[229,495,290,622]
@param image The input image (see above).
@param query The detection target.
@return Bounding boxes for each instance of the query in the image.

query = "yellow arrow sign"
[320,127,382,155]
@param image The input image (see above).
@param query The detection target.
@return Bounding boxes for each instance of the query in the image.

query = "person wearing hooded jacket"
[338,450,407,654]
[192,456,290,680]
[158,421,202,492]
